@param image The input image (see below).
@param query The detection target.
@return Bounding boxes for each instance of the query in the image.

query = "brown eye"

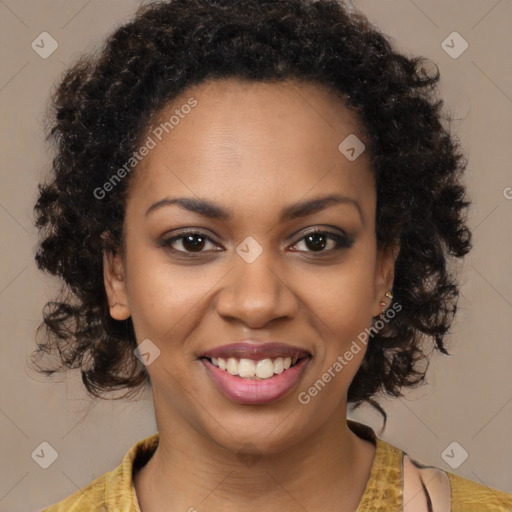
[304,232,328,252]
[181,233,207,252]
[289,229,353,254]
[159,231,219,254]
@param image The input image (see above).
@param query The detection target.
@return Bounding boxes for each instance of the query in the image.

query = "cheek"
[298,251,377,396]
[125,244,221,345]
[307,258,376,339]
[124,243,185,335]
[296,273,375,409]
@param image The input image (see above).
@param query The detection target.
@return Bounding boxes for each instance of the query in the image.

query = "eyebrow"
[145,193,363,223]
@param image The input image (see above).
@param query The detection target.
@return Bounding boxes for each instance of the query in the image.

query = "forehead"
[128,78,375,220]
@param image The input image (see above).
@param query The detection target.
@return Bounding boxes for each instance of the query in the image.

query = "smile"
[208,355,301,379]
[200,356,311,405]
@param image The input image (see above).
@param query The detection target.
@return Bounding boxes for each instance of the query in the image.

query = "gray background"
[0,1,511,510]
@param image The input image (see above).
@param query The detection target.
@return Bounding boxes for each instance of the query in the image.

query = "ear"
[371,242,400,317]
[103,247,130,321]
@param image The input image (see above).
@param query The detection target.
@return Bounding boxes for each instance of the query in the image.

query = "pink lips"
[199,342,312,405]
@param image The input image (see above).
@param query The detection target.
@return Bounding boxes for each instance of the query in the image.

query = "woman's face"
[105,78,397,454]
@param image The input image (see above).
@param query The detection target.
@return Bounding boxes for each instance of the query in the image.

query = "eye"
[159,230,221,254]
[289,229,353,254]
[159,227,353,257]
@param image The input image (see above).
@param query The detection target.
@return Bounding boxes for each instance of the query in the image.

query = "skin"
[104,77,399,512]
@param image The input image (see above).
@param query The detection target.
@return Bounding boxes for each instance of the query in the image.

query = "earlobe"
[372,242,400,317]
[103,250,130,321]
[380,290,394,307]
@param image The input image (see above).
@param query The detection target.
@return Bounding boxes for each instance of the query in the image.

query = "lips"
[199,341,311,361]
[198,341,312,404]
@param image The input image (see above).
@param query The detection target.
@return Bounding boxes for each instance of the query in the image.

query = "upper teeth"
[210,356,298,379]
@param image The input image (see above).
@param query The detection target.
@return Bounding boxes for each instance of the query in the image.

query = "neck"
[134,400,375,512]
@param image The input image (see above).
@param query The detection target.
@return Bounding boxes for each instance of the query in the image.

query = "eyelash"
[158,228,353,256]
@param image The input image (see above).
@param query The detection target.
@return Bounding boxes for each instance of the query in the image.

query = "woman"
[33,0,512,510]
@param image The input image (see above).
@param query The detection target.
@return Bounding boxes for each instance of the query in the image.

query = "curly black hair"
[31,0,471,424]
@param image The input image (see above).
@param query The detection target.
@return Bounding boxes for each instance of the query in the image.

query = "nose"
[215,252,299,328]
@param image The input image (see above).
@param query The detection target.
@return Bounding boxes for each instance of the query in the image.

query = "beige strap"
[403,453,451,512]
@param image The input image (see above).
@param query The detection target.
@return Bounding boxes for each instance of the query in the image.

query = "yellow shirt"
[41,420,512,511]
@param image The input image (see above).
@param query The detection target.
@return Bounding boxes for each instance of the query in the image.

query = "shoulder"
[446,470,512,512]
[401,451,512,512]
[351,418,512,512]
[40,471,110,511]
[40,432,159,512]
